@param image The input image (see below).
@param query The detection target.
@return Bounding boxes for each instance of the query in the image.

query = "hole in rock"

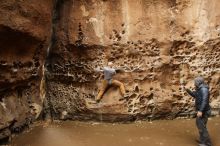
[0,25,39,63]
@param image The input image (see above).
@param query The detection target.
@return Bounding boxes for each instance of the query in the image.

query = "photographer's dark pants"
[196,111,212,146]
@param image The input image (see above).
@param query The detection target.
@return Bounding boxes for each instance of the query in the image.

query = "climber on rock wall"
[184,77,212,146]
[95,62,125,102]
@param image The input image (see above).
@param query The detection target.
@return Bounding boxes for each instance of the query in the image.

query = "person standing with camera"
[184,76,212,146]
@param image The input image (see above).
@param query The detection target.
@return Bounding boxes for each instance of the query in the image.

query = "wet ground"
[12,117,220,146]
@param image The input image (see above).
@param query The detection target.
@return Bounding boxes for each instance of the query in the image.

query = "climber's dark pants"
[196,110,212,146]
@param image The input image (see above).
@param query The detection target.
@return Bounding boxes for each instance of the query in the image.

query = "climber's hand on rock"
[94,67,102,72]
[115,68,124,73]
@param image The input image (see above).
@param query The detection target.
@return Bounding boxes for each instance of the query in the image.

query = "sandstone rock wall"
[0,0,53,140]
[46,0,220,121]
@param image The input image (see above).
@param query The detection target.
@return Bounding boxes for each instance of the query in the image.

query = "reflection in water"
[12,117,220,146]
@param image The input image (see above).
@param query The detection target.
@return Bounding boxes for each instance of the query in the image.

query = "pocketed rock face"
[47,0,220,121]
[0,0,53,140]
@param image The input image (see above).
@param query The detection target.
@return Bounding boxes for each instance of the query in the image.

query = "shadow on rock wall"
[0,0,53,143]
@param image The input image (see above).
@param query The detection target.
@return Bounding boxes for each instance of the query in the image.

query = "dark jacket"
[186,84,211,112]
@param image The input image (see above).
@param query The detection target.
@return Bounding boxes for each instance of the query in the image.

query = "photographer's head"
[194,76,204,88]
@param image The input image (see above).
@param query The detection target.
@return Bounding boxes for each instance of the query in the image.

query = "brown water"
[12,117,220,146]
